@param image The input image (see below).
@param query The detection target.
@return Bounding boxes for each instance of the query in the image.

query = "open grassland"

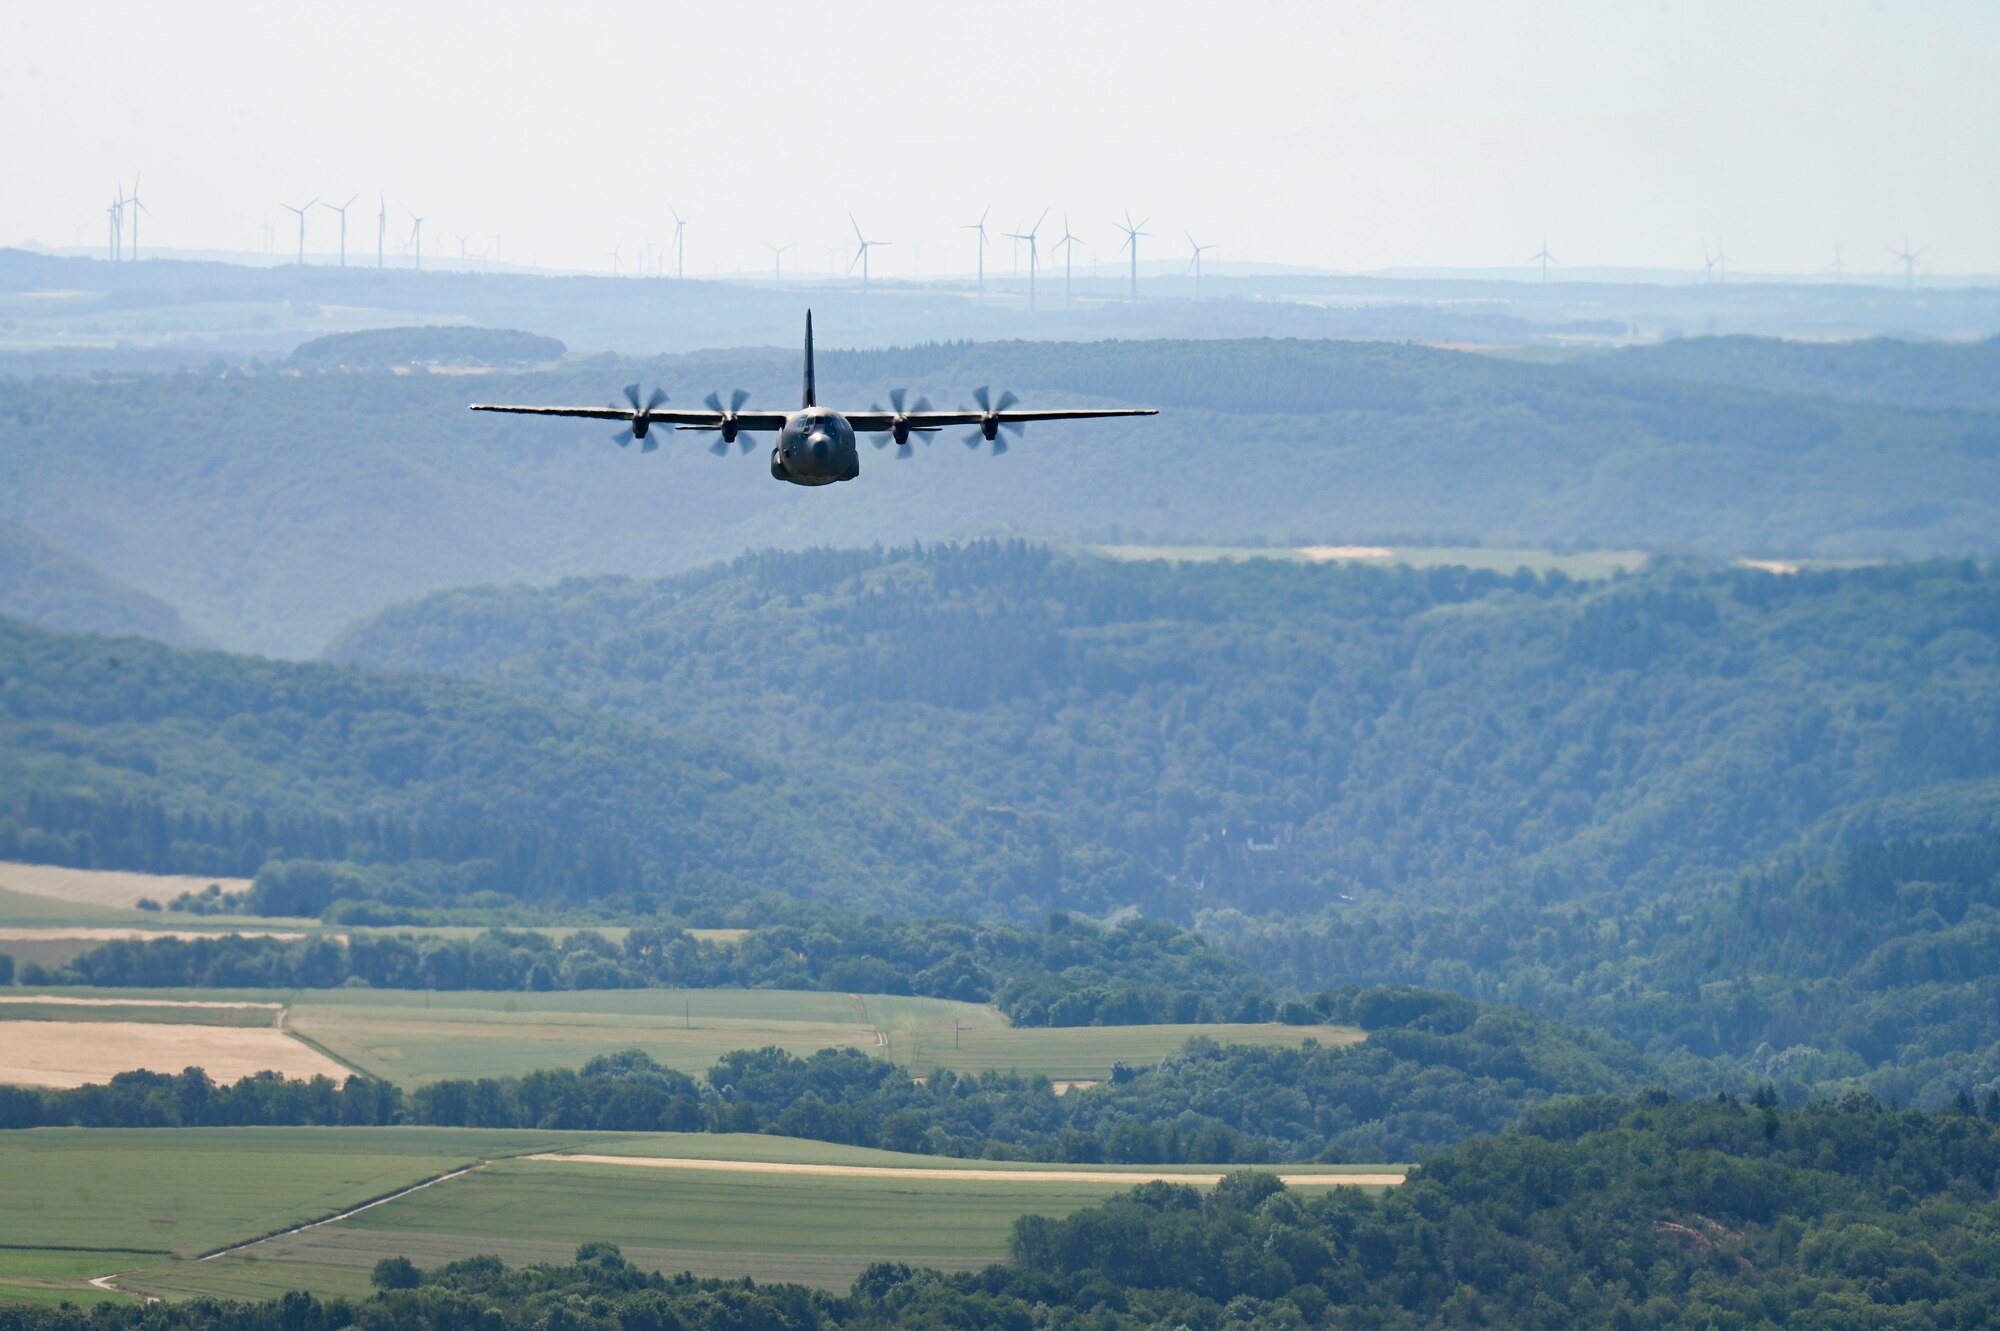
[0,1250,157,1307]
[0,861,252,911]
[893,1020,1365,1079]
[6,986,1362,1087]
[0,1020,349,1088]
[1093,543,1651,579]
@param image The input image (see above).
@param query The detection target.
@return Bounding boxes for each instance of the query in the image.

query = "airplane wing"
[469,405,790,430]
[842,407,1158,432]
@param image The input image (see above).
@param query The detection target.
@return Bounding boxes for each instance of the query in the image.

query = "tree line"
[29,907,1282,1027]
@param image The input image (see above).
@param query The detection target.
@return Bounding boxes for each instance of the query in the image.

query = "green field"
[7,984,1363,1088]
[135,1138,1400,1296]
[0,1250,158,1307]
[0,1127,593,1257]
[0,1128,1402,1302]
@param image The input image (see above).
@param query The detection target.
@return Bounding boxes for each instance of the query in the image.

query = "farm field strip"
[4,1129,1406,1301]
[0,1019,349,1088]
[5,984,1369,1087]
[528,1152,1407,1187]
[0,862,253,911]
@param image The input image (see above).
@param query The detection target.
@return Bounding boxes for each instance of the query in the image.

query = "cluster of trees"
[1208,829,2000,1107]
[286,326,565,370]
[1599,332,2000,410]
[0,1066,399,1129]
[0,988,1665,1162]
[35,908,1276,1026]
[10,1094,2000,1331]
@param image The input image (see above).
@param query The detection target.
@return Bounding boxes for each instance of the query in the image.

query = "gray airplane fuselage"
[772,407,860,485]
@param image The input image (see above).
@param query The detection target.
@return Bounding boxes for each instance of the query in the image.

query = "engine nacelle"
[980,417,1000,441]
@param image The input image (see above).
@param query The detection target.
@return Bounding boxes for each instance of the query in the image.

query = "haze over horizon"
[5,0,1996,280]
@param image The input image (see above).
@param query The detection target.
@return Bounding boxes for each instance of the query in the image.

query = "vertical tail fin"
[801,309,816,408]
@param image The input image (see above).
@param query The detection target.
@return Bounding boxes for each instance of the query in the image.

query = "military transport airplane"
[470,311,1158,486]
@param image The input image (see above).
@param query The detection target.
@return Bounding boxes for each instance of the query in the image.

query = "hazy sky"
[5,0,1995,278]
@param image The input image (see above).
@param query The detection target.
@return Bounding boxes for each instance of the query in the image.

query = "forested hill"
[0,519,203,646]
[0,615,1009,912]
[331,546,2000,918]
[6,335,1995,655]
[1597,333,2000,410]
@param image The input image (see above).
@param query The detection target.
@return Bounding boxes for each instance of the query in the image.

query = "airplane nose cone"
[810,433,830,458]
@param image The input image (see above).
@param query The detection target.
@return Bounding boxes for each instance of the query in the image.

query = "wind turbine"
[1186,231,1217,300]
[456,233,472,268]
[1699,241,1716,284]
[1830,241,1844,283]
[1888,234,1927,293]
[321,195,358,267]
[125,176,149,261]
[1528,234,1556,283]
[848,214,887,289]
[280,197,318,265]
[1116,211,1151,302]
[962,206,990,297]
[1056,213,1088,303]
[764,240,794,277]
[1714,236,1729,284]
[105,193,124,261]
[1005,209,1048,309]
[405,208,424,271]
[604,243,622,277]
[376,195,387,269]
[670,205,689,280]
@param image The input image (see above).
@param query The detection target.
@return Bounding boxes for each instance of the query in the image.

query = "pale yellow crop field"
[0,861,252,910]
[0,1019,350,1088]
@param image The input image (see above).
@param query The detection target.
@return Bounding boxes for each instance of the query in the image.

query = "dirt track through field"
[528,1153,1405,1187]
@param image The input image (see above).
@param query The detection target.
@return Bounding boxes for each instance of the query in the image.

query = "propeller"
[611,383,668,452]
[961,385,1021,454]
[700,388,756,454]
[868,386,937,451]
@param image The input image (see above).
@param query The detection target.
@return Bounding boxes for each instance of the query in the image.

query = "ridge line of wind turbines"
[95,186,1940,296]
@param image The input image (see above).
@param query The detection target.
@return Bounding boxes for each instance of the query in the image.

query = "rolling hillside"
[5,337,1995,655]
[0,615,990,913]
[0,519,203,646]
[330,545,2000,916]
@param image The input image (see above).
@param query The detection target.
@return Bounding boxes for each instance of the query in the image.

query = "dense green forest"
[35,910,1275,1026]
[8,1094,1999,1330]
[332,547,2000,916]
[0,520,202,646]
[1598,333,2000,410]
[0,616,1037,915]
[0,987,1664,1161]
[1205,829,2000,1109]
[6,335,1994,653]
